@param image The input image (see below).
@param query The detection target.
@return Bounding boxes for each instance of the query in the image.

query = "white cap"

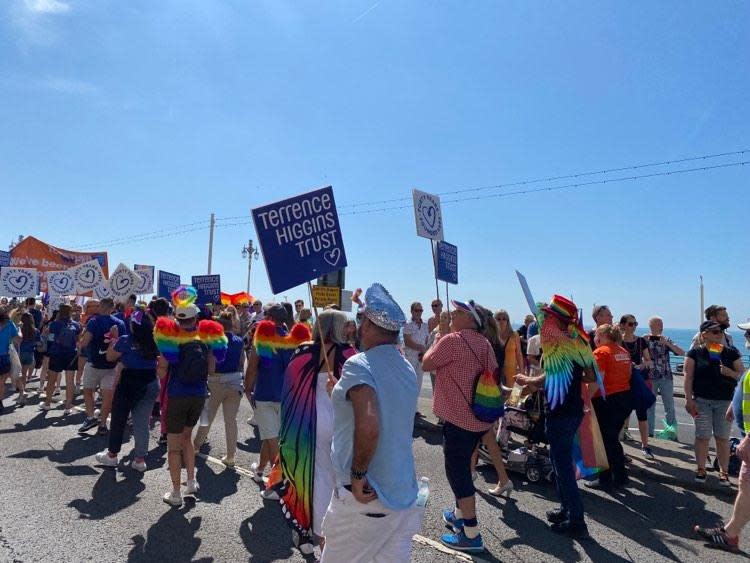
[175,304,200,320]
[738,321,750,331]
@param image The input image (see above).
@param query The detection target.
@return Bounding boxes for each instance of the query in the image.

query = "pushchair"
[480,390,554,483]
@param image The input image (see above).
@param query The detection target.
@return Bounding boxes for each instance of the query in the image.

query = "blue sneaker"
[440,529,485,553]
[442,508,463,532]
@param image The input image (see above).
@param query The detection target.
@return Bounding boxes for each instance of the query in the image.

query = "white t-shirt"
[526,334,542,377]
[402,320,429,369]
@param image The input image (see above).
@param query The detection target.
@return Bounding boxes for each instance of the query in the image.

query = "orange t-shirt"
[593,343,632,396]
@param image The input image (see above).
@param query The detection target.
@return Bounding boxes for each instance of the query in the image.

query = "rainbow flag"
[573,387,609,479]
[220,291,254,306]
[708,342,723,362]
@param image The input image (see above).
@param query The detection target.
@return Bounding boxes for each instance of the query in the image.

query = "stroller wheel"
[526,466,542,483]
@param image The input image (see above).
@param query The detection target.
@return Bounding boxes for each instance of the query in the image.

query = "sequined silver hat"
[363,283,406,332]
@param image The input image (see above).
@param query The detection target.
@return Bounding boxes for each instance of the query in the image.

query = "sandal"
[718,472,731,487]
[694,469,707,483]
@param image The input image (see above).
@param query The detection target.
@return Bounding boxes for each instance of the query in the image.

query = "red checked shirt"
[429,329,497,433]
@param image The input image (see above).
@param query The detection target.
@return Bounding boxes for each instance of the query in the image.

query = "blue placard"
[252,186,348,295]
[191,275,221,305]
[157,270,181,299]
[436,241,458,285]
[0,250,9,267]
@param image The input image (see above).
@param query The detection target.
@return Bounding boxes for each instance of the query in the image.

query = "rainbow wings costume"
[268,340,355,542]
[153,317,229,364]
[537,304,602,410]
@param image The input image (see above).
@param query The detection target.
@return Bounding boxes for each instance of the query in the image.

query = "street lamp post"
[242,240,259,294]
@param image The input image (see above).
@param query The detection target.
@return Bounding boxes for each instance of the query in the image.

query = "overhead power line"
[337,149,750,209]
[62,150,749,250]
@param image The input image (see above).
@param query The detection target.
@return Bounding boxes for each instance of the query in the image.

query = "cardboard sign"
[0,250,9,267]
[48,295,68,312]
[252,186,347,295]
[158,270,181,300]
[311,285,341,308]
[0,267,39,298]
[435,241,458,285]
[108,263,138,301]
[47,270,76,296]
[70,260,105,294]
[191,275,221,305]
[93,281,112,300]
[134,265,155,294]
[413,189,444,241]
[339,289,353,312]
[515,270,538,316]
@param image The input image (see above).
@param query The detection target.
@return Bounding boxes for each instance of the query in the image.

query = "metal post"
[242,240,257,294]
[445,282,449,311]
[699,275,704,325]
[430,240,439,300]
[207,213,215,274]
[246,240,253,294]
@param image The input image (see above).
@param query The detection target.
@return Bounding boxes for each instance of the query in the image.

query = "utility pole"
[207,213,215,274]
[242,240,258,294]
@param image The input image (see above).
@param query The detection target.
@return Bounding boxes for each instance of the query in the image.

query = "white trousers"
[320,486,423,563]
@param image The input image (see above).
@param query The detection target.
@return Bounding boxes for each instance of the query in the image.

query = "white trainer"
[95,450,118,467]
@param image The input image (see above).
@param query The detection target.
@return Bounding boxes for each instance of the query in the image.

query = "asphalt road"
[0,378,745,563]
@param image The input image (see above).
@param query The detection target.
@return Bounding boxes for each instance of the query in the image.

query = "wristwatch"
[350,467,368,481]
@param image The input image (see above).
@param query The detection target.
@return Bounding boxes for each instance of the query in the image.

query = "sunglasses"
[432,304,442,309]
[624,321,638,327]
[495,316,508,321]
[707,329,723,335]
[413,309,423,313]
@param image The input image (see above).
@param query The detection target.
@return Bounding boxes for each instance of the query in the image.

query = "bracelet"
[350,468,367,481]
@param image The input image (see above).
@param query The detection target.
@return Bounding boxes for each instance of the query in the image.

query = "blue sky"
[1,1,748,328]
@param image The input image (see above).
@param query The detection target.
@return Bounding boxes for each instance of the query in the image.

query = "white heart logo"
[323,248,341,267]
[80,268,96,284]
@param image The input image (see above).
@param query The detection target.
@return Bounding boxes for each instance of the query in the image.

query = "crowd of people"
[1,288,750,559]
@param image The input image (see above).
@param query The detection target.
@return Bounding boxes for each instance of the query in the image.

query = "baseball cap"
[699,320,722,332]
[738,321,750,331]
[451,299,483,329]
[175,304,200,320]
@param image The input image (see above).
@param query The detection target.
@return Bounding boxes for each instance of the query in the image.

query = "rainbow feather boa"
[253,320,311,358]
[153,317,228,363]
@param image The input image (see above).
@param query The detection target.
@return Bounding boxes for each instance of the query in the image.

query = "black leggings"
[108,369,155,455]
[593,391,633,483]
[442,421,486,500]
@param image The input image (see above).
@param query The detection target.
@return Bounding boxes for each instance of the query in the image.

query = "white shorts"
[320,486,424,563]
[82,364,116,391]
[255,401,281,441]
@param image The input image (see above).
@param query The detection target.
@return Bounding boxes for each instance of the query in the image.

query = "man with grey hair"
[321,283,422,563]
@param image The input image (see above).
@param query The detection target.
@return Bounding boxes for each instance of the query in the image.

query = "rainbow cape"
[538,305,603,410]
[708,342,723,362]
[267,343,356,541]
[153,317,228,364]
[253,320,311,359]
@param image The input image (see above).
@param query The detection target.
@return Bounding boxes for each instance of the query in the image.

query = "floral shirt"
[647,338,674,380]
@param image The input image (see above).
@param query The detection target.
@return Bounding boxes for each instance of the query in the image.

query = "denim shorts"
[694,397,732,440]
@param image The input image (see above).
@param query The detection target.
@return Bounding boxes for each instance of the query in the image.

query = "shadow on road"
[195,459,241,505]
[68,468,146,520]
[128,508,212,563]
[240,503,296,562]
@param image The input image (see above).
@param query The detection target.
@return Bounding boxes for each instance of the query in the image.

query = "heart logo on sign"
[52,277,72,293]
[323,248,341,267]
[80,268,96,284]
[421,203,437,230]
[8,274,29,291]
[114,274,130,292]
